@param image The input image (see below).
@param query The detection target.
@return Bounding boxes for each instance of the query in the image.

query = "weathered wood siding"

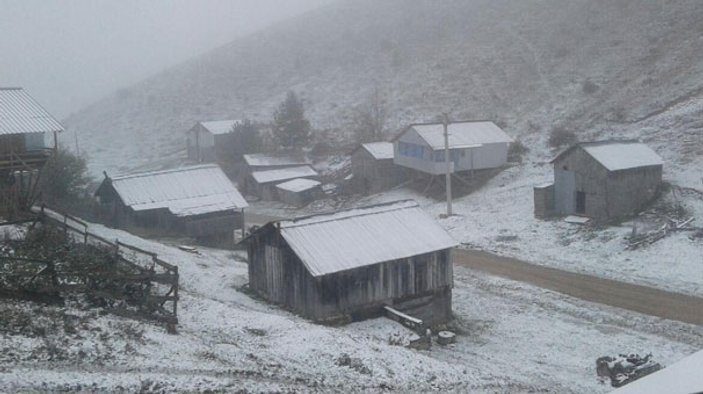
[351,149,406,194]
[553,146,662,220]
[247,228,453,324]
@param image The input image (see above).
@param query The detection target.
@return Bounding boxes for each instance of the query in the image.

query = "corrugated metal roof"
[362,142,394,160]
[276,178,321,193]
[581,141,663,171]
[609,349,703,394]
[251,165,318,184]
[0,87,64,135]
[199,120,240,135]
[278,200,457,277]
[243,153,310,167]
[409,121,512,150]
[107,164,247,216]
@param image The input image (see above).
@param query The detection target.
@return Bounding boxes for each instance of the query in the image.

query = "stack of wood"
[627,217,695,250]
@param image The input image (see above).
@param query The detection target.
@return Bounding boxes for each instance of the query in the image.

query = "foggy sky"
[0,0,332,119]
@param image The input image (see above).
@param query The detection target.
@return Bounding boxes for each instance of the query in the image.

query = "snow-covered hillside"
[1,218,701,392]
[63,0,703,177]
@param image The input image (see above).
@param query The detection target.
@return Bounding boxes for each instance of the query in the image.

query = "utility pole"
[442,112,452,216]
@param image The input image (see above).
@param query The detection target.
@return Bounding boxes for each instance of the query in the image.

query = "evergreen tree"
[234,118,263,154]
[272,91,310,151]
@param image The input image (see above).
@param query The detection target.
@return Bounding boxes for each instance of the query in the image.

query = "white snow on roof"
[409,121,513,150]
[0,87,64,135]
[278,200,457,277]
[275,178,321,193]
[581,141,663,171]
[609,350,703,394]
[251,166,318,184]
[243,153,310,167]
[362,142,394,160]
[199,120,240,135]
[107,164,247,216]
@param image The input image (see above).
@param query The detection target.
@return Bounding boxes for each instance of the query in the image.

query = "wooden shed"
[239,153,310,190]
[392,120,513,175]
[248,165,319,200]
[535,140,663,221]
[350,142,406,194]
[186,120,241,162]
[95,164,248,242]
[275,178,322,207]
[242,200,457,325]
[0,87,63,209]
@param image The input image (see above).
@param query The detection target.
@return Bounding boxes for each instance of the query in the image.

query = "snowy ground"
[1,218,701,392]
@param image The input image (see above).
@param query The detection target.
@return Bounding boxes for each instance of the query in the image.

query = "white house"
[392,121,513,175]
[186,120,241,162]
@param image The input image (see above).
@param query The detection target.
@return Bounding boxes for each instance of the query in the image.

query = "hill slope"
[64,0,703,175]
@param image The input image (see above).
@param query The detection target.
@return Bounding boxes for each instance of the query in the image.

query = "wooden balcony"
[0,149,54,172]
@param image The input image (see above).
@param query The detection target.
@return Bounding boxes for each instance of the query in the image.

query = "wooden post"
[442,113,452,216]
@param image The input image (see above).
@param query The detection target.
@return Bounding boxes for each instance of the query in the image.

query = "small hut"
[248,165,319,200]
[240,153,310,190]
[275,178,322,207]
[535,140,663,220]
[95,164,248,242]
[350,142,406,193]
[242,200,457,325]
[186,120,241,162]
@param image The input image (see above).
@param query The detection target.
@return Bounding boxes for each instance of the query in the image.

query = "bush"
[508,139,530,163]
[548,127,578,148]
[40,149,90,206]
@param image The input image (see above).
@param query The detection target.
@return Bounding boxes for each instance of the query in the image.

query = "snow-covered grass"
[1,217,701,392]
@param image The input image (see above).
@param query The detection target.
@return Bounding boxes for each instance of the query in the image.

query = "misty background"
[0,0,332,118]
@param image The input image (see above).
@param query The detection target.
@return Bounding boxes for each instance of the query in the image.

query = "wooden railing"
[0,206,179,326]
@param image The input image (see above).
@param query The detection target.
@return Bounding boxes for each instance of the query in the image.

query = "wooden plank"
[384,305,423,326]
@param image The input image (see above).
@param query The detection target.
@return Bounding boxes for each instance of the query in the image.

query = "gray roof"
[362,142,394,160]
[104,164,247,216]
[199,120,240,135]
[553,141,663,172]
[276,200,457,277]
[251,165,318,184]
[0,87,64,135]
[275,178,321,193]
[243,153,310,167]
[407,121,513,150]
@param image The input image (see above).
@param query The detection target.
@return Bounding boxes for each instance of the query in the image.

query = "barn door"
[575,191,586,214]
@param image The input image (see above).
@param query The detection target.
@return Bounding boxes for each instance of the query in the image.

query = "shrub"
[548,127,578,148]
[508,139,530,163]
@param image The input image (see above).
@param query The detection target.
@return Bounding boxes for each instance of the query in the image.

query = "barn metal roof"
[275,178,321,193]
[552,141,663,172]
[278,200,457,277]
[362,142,394,160]
[405,121,512,150]
[243,153,310,167]
[199,120,240,135]
[105,164,247,216]
[0,87,64,135]
[251,165,318,184]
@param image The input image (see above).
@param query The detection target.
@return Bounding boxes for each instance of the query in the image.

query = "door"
[575,191,586,214]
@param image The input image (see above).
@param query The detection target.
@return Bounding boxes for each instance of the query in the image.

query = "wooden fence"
[0,206,179,325]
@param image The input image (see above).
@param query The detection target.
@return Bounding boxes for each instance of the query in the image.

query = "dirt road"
[454,249,703,326]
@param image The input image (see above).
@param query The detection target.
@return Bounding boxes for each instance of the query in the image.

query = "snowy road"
[455,249,703,326]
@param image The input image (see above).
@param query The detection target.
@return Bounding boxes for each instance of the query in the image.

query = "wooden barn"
[535,140,663,221]
[186,120,241,162]
[350,142,406,194]
[248,165,319,200]
[392,120,513,175]
[275,178,322,207]
[239,153,310,190]
[0,87,63,209]
[95,164,248,242]
[242,200,457,325]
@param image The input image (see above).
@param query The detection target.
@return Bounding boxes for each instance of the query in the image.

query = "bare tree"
[353,87,388,143]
